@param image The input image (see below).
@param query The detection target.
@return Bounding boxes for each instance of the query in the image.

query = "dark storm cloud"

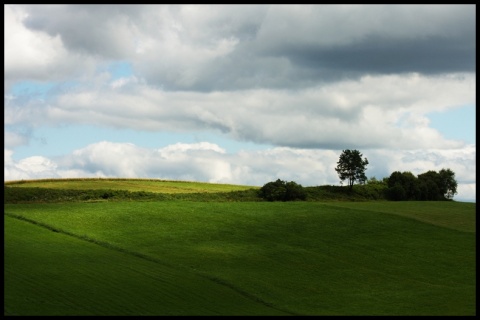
[13,4,475,92]
[282,33,476,77]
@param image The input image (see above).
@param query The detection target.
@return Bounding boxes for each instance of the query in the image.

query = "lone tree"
[335,149,369,190]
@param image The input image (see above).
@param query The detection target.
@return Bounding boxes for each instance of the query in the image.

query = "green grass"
[319,201,476,233]
[4,214,288,316]
[4,178,257,194]
[4,199,475,316]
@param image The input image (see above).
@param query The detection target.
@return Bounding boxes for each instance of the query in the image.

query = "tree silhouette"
[335,149,369,190]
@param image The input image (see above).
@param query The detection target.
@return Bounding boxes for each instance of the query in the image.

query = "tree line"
[385,168,457,201]
[260,149,458,202]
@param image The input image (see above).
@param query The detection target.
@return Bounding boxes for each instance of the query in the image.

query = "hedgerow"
[3,186,262,204]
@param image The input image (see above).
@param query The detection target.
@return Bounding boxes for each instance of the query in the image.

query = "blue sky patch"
[427,104,475,144]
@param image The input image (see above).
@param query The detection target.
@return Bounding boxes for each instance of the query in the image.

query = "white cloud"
[160,142,226,154]
[5,72,474,150]
[4,5,92,89]
[110,76,139,89]
[4,149,15,165]
[4,151,60,180]
[4,131,29,148]
[456,183,476,202]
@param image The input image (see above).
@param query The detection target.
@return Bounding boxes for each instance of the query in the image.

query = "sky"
[4,4,476,202]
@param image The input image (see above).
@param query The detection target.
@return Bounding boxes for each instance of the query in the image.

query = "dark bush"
[285,181,307,201]
[259,179,306,201]
[386,183,407,201]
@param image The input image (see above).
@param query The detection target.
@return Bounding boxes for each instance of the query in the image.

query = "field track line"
[5,212,298,315]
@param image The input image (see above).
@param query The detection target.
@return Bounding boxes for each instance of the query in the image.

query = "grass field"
[3,179,476,316]
[4,214,287,316]
[4,178,256,194]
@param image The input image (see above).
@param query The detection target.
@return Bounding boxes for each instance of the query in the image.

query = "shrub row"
[304,184,387,201]
[8,178,450,204]
[3,187,164,203]
[4,184,389,204]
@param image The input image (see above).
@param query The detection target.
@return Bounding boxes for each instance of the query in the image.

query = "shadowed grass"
[4,214,291,316]
[325,201,475,232]
[5,200,475,316]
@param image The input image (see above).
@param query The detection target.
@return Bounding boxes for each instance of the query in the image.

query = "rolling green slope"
[4,215,290,316]
[5,200,475,316]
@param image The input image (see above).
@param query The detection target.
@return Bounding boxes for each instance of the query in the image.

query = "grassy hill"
[4,177,387,203]
[4,178,262,203]
[4,179,476,316]
[4,177,256,193]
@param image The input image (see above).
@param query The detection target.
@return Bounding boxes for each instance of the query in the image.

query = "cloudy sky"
[4,4,476,201]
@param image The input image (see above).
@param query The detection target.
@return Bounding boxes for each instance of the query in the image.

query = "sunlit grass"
[4,177,258,194]
[4,215,288,316]
[5,200,475,316]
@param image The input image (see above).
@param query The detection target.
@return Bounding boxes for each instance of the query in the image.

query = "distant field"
[3,179,476,316]
[322,201,476,233]
[4,178,257,194]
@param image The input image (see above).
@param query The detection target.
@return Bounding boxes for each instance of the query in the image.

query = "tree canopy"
[387,168,458,201]
[335,149,369,190]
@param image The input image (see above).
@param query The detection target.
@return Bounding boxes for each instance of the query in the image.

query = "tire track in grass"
[5,212,298,316]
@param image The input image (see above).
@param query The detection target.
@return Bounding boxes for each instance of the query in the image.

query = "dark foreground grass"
[4,201,475,316]
[4,215,288,316]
